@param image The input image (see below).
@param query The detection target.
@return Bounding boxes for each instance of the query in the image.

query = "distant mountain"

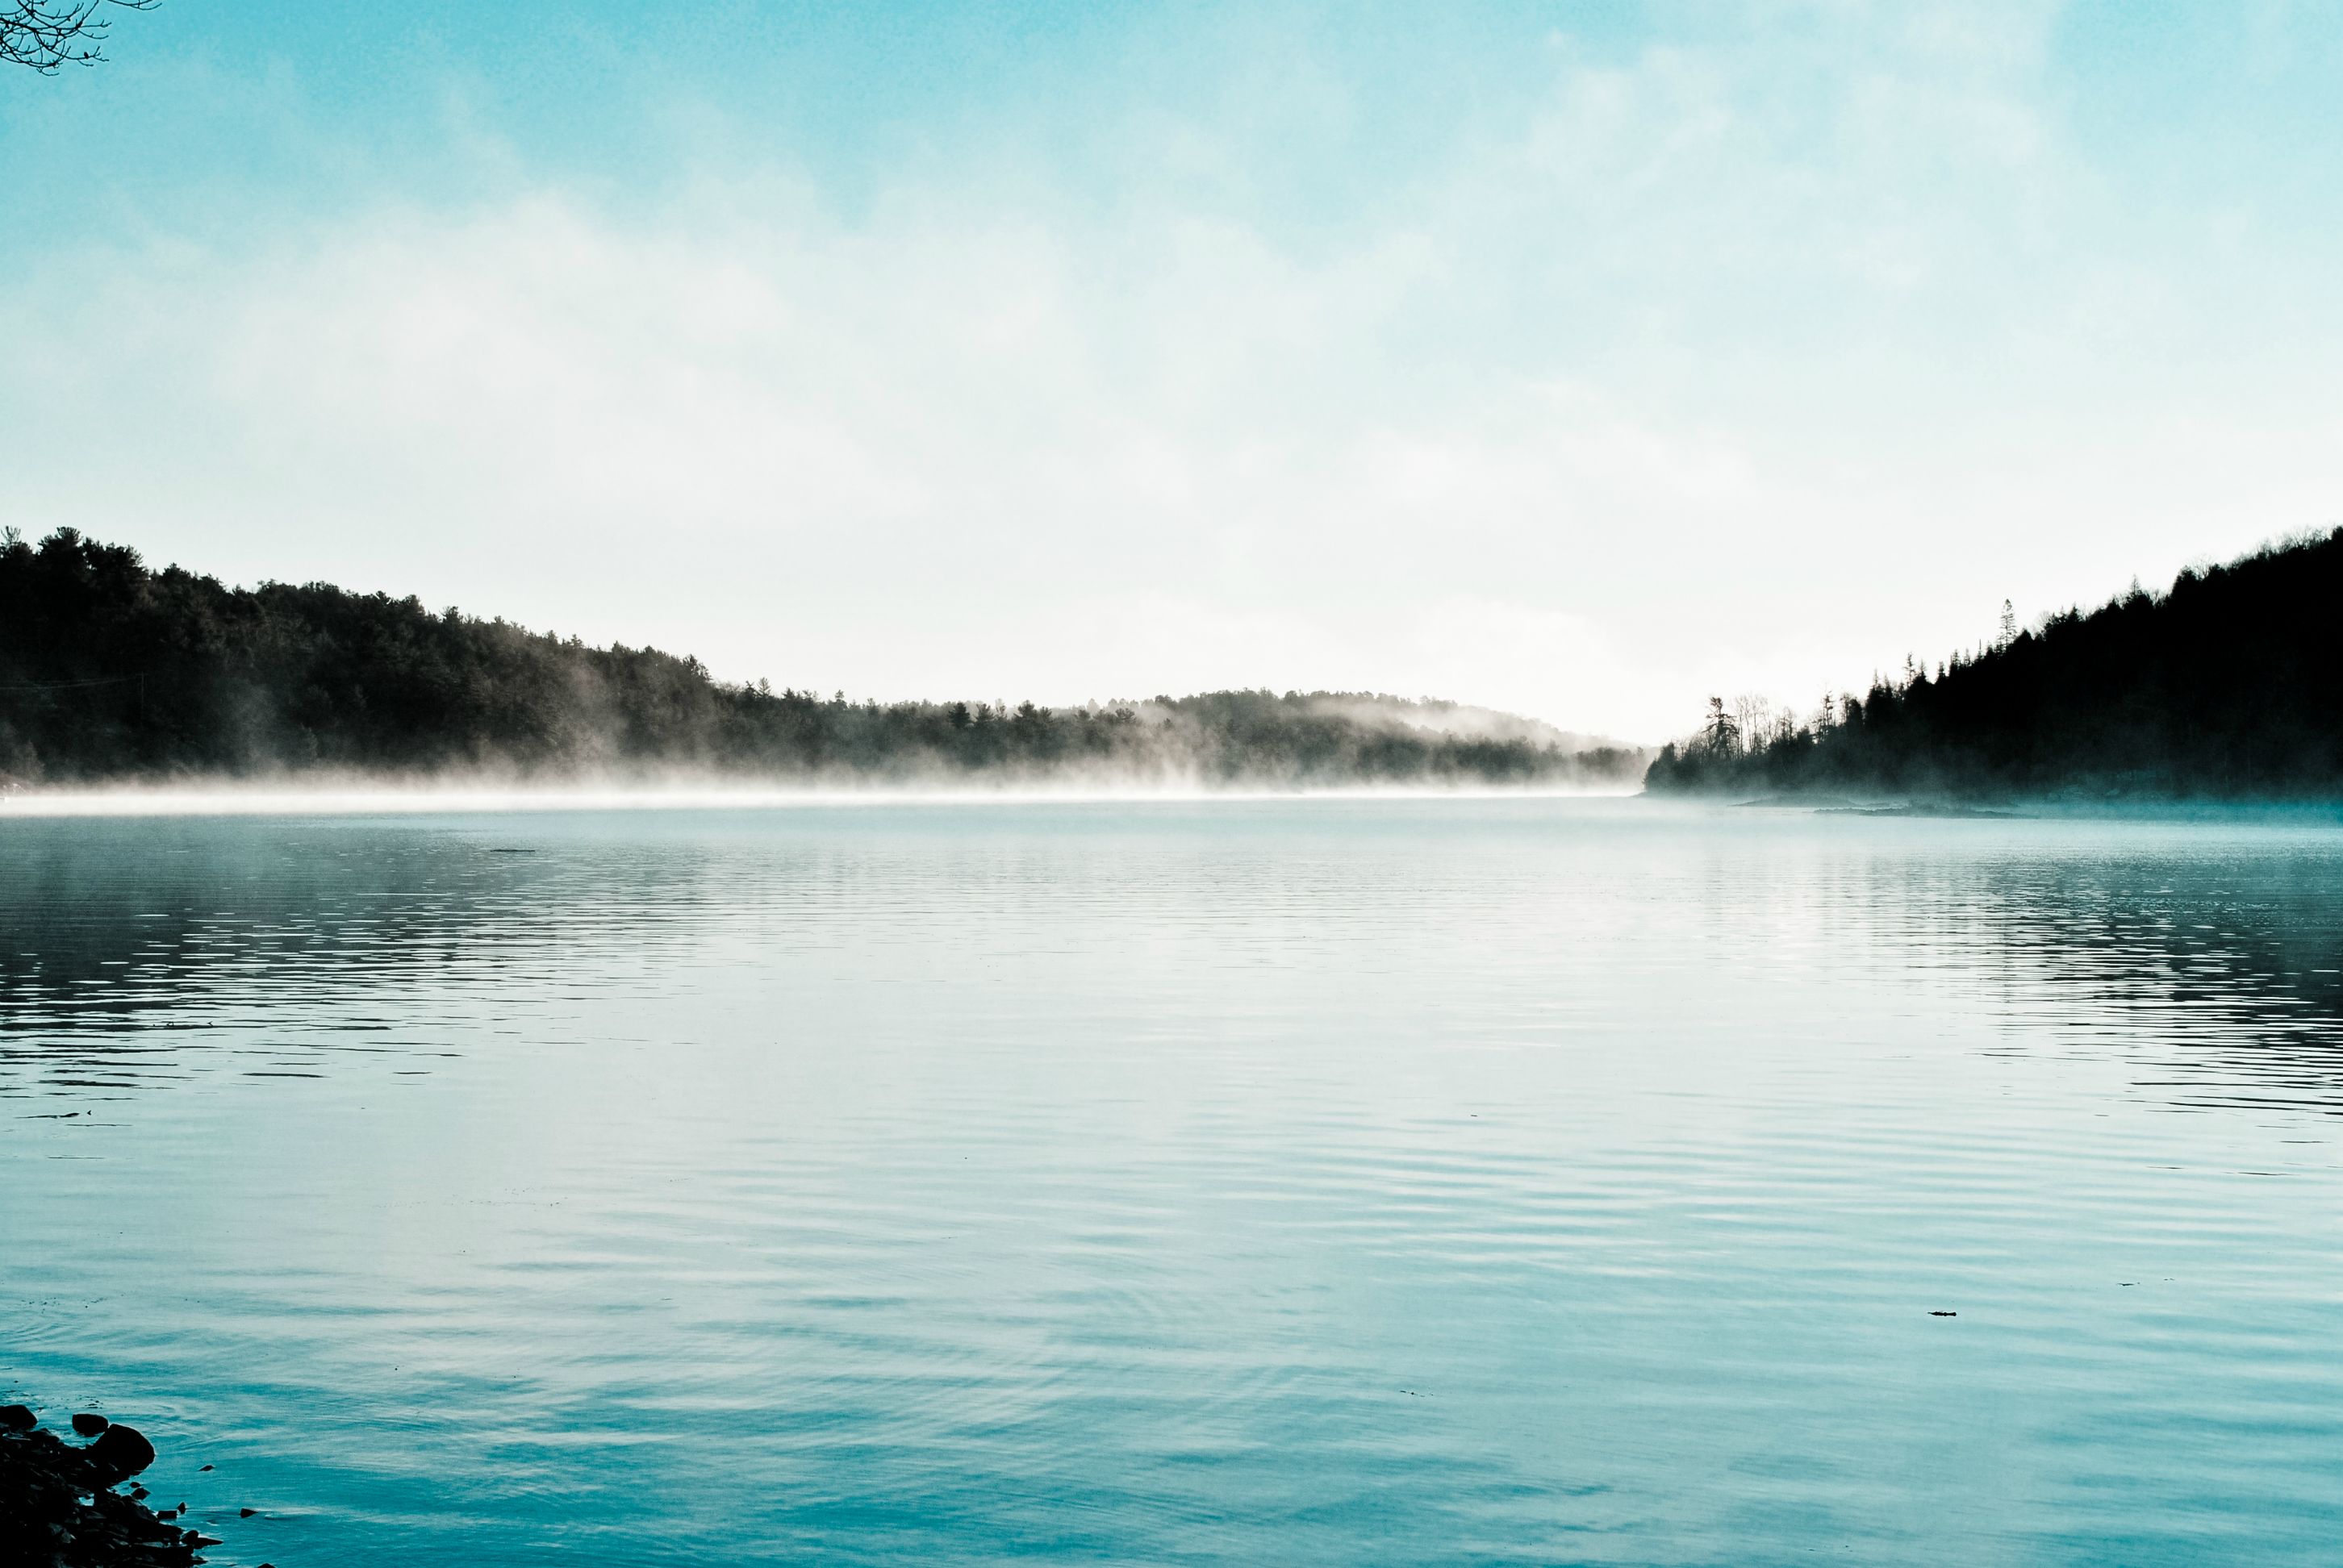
[0,528,1644,790]
[1647,528,2343,801]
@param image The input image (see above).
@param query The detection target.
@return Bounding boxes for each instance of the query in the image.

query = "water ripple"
[3,801,2341,1565]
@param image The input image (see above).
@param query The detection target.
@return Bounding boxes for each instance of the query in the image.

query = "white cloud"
[6,7,2341,743]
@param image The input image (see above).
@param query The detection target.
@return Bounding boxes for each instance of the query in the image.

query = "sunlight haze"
[5,1,2338,740]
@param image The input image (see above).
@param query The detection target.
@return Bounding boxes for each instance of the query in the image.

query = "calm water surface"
[4,798,2342,1565]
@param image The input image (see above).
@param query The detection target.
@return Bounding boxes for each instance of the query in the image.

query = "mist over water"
[5,799,2343,1566]
[0,771,1644,820]
[0,530,1649,795]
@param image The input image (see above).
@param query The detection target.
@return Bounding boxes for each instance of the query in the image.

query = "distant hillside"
[1647,528,2343,801]
[0,529,1643,790]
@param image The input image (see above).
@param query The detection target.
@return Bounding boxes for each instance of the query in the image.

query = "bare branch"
[2,0,159,75]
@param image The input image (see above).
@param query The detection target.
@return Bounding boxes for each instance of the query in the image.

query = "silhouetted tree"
[1702,696,1740,756]
[0,528,1652,790]
[1645,528,2343,802]
[2,0,156,72]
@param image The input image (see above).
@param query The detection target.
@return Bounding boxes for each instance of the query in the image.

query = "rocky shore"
[0,1403,256,1567]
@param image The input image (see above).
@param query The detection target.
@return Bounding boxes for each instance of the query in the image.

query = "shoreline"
[0,1404,248,1566]
[1702,790,2343,822]
[0,779,1646,819]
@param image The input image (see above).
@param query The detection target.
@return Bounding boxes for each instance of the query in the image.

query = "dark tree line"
[1647,528,2343,801]
[0,528,1640,789]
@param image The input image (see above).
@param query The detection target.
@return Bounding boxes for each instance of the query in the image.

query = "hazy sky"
[4,1,2340,740]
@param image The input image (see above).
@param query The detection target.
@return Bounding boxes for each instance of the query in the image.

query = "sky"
[3,0,2341,741]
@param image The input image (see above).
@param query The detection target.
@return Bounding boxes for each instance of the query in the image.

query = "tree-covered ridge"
[0,529,1642,789]
[1647,528,2343,800]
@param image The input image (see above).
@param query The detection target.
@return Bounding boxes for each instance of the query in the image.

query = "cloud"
[5,4,2341,742]
[6,188,1794,734]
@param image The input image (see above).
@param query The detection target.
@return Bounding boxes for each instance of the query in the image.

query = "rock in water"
[0,1404,33,1430]
[4,1405,228,1566]
[73,1412,111,1436]
[88,1421,158,1480]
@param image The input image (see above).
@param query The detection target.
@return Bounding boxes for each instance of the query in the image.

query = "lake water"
[5,797,2343,1566]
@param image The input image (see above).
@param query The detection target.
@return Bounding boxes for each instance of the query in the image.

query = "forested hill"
[0,529,1642,790]
[1647,528,2343,801]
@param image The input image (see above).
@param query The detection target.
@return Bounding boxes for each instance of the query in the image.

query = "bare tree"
[2,0,157,73]
[1731,694,1773,756]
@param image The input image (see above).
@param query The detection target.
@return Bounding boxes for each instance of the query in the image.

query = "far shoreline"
[1705,790,2343,824]
[0,778,1652,821]
[6,781,2341,825]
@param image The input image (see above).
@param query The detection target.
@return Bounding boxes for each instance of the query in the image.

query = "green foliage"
[0,529,1639,790]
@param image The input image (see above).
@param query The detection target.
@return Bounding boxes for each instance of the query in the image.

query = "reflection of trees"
[14,812,2343,1124]
[0,819,716,1092]
[1895,844,2343,1114]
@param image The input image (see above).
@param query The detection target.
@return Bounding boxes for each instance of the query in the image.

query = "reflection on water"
[4,800,2342,1566]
